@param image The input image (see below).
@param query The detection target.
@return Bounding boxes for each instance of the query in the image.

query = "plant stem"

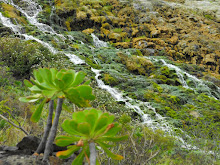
[35,100,54,154]
[43,98,63,161]
[89,142,96,165]
[0,114,28,135]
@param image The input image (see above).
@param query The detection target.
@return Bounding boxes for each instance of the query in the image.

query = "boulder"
[16,136,40,151]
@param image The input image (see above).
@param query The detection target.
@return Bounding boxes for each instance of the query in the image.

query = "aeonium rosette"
[55,109,128,165]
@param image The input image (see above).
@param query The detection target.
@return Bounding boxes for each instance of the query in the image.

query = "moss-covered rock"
[1,3,27,25]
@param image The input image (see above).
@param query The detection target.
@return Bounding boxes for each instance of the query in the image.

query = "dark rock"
[52,144,67,152]
[0,146,4,150]
[117,101,126,105]
[16,136,40,151]
[3,146,18,152]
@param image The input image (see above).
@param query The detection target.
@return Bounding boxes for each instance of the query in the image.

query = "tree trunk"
[35,100,54,154]
[43,98,63,161]
[89,142,96,165]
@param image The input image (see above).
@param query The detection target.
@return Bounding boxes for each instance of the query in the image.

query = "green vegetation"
[204,14,215,20]
[0,0,220,164]
[0,38,54,79]
[0,3,27,25]
[56,109,128,164]
[19,68,95,161]
[112,28,123,33]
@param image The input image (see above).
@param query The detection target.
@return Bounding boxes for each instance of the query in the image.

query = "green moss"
[204,14,214,20]
[85,58,102,69]
[112,28,122,33]
[152,82,163,93]
[1,3,27,25]
[102,73,119,86]
[165,106,177,118]
[117,52,155,76]
[136,49,143,56]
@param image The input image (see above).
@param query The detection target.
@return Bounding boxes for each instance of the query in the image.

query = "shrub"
[99,119,175,164]
[0,38,53,79]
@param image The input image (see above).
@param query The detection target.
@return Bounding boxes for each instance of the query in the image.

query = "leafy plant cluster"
[0,37,53,79]
[56,109,127,164]
[143,84,220,154]
[17,68,127,164]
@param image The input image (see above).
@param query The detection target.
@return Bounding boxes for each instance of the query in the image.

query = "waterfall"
[7,0,55,34]
[91,33,108,48]
[0,0,85,65]
[65,53,85,65]
[92,65,196,149]
[147,57,220,99]
[0,0,219,154]
[0,12,22,34]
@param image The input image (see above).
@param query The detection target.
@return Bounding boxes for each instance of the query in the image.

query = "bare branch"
[0,114,29,135]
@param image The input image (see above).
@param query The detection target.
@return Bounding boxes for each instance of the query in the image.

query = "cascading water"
[148,57,220,99]
[0,0,85,64]
[91,62,196,149]
[0,0,219,155]
[92,68,171,132]
[0,0,175,138]
[91,33,108,48]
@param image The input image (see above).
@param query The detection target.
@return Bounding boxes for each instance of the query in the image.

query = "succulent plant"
[19,68,95,122]
[19,68,95,161]
[56,108,128,165]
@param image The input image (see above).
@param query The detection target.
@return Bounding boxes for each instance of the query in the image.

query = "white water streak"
[91,33,108,48]
[65,53,85,65]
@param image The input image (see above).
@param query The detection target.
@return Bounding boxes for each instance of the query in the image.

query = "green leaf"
[56,145,80,159]
[42,90,56,98]
[54,79,65,90]
[33,70,43,83]
[94,116,108,133]
[19,94,42,103]
[93,109,103,118]
[30,78,52,91]
[83,80,91,85]
[62,103,72,113]
[72,111,85,123]
[72,147,85,165]
[56,69,66,81]
[29,86,41,93]
[98,135,128,142]
[65,88,90,107]
[62,72,75,88]
[98,142,124,160]
[71,71,86,87]
[31,98,47,122]
[96,140,115,148]
[85,113,97,130]
[77,85,95,100]
[105,114,115,124]
[39,68,55,87]
[24,79,33,88]
[50,68,58,81]
[55,135,80,147]
[62,120,83,136]
[77,122,91,135]
[96,159,101,165]
[103,123,121,136]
